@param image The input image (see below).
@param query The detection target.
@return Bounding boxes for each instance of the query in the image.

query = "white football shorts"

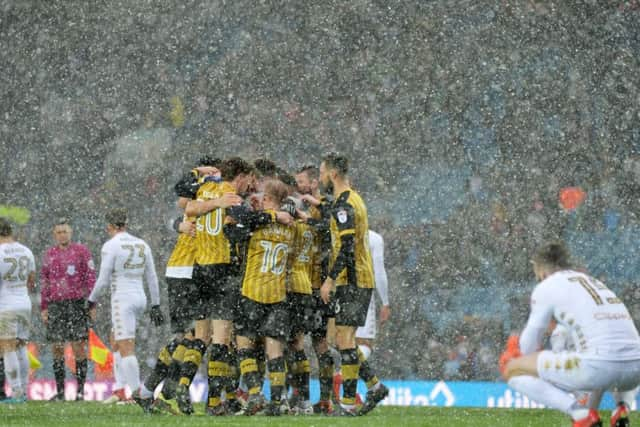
[537,350,640,393]
[355,293,376,340]
[0,308,30,340]
[111,292,146,341]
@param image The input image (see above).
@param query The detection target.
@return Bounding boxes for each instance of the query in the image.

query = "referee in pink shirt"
[40,218,96,401]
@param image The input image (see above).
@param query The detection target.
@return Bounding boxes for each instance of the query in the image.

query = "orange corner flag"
[89,328,111,366]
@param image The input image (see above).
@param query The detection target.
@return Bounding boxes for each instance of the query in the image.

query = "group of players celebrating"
[132,153,389,416]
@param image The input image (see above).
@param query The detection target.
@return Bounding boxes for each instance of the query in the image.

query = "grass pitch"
[0,401,635,426]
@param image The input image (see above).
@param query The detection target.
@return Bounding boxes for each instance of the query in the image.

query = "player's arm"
[321,202,356,303]
[519,287,554,355]
[227,205,275,230]
[301,195,332,216]
[223,222,251,246]
[305,203,332,247]
[82,246,97,297]
[172,175,197,233]
[176,196,191,210]
[144,245,160,306]
[174,169,200,200]
[299,194,321,207]
[27,271,36,294]
[172,216,196,236]
[171,216,182,233]
[185,193,243,217]
[305,199,331,229]
[327,203,356,282]
[144,245,164,326]
[227,205,293,231]
[26,253,36,294]
[87,245,116,308]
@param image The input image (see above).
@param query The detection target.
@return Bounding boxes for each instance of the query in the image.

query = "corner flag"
[89,328,111,366]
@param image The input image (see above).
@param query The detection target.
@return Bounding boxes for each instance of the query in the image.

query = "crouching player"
[503,241,640,427]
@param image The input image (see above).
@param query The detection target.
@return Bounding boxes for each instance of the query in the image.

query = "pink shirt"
[40,243,96,310]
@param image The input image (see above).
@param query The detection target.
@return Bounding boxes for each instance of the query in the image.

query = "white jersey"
[550,324,576,353]
[356,230,389,340]
[368,230,389,306]
[89,231,160,305]
[0,241,35,312]
[521,270,640,361]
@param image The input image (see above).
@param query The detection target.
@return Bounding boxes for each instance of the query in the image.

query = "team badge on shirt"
[67,264,76,275]
[337,209,348,224]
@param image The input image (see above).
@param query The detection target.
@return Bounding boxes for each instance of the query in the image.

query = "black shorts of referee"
[46,299,89,342]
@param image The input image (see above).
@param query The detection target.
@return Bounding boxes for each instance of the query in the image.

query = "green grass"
[0,402,636,426]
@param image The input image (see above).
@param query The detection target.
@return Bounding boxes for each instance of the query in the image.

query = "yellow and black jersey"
[288,221,318,295]
[328,189,374,288]
[165,214,197,278]
[305,197,332,287]
[174,168,203,199]
[241,217,295,304]
[311,234,323,289]
[194,181,235,265]
[308,203,322,222]
[166,171,207,278]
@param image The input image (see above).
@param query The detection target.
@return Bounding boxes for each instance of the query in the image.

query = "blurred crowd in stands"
[1,1,640,381]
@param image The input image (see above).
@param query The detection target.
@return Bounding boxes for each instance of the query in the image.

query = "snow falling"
[1,0,640,403]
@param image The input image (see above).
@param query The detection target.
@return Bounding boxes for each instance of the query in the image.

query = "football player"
[504,241,640,427]
[318,153,389,416]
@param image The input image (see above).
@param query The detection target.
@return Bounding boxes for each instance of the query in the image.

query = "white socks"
[16,347,29,393]
[358,344,372,361]
[4,351,23,397]
[139,383,153,399]
[611,388,637,408]
[120,355,141,392]
[508,375,584,418]
[113,352,125,390]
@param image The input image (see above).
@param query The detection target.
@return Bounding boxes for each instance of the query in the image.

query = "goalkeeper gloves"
[498,334,522,378]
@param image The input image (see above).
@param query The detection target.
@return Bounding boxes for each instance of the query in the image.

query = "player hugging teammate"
[135,153,388,417]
